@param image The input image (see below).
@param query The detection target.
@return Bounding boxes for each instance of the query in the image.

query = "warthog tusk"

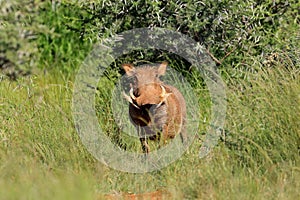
[122,91,140,109]
[129,87,137,100]
[122,91,132,103]
[160,85,166,98]
[157,85,171,107]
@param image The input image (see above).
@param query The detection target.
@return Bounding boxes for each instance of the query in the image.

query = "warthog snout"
[122,62,187,153]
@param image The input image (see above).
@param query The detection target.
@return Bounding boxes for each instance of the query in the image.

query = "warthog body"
[122,62,187,153]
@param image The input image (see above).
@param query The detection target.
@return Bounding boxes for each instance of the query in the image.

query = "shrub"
[0,0,299,77]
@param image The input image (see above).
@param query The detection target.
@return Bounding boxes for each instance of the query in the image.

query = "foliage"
[0,0,46,79]
[0,0,92,77]
[0,0,299,77]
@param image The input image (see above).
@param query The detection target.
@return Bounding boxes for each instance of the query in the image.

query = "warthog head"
[122,62,187,153]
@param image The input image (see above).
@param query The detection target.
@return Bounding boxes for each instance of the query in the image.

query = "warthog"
[122,62,187,153]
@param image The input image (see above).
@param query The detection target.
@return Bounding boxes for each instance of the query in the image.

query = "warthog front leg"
[140,137,150,153]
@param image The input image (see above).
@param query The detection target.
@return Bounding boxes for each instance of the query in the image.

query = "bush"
[0,0,46,79]
[0,0,299,76]
[62,0,299,68]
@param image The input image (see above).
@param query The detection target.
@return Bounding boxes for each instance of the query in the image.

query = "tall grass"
[0,58,299,199]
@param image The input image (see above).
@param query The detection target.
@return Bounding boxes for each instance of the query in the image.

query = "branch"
[206,48,222,65]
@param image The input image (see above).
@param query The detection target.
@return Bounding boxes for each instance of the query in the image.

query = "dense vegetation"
[0,0,299,199]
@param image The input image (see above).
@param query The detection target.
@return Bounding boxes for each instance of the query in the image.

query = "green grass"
[0,60,299,199]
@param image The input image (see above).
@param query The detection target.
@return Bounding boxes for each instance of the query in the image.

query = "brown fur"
[122,62,187,153]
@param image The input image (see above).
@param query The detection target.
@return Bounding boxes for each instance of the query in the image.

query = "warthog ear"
[122,64,135,76]
[157,61,168,76]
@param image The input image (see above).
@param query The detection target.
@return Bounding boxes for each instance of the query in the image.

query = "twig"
[206,46,237,65]
[220,46,237,63]
[206,48,222,65]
